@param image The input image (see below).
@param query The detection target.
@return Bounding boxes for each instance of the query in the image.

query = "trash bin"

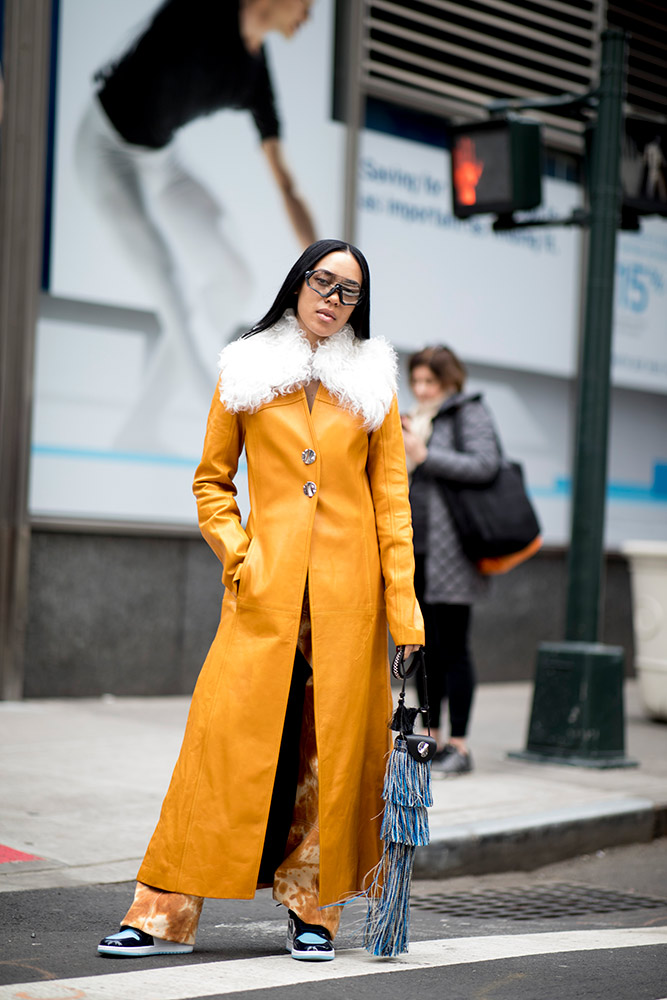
[621,540,667,722]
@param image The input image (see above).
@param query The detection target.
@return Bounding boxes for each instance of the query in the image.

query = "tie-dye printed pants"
[121,587,342,946]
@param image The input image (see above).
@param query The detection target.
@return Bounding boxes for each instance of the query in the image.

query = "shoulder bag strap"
[452,398,504,459]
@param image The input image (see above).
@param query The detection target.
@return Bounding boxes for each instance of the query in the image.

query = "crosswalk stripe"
[1,926,665,1000]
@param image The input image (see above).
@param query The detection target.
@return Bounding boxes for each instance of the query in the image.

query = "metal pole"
[565,29,627,643]
[342,0,366,244]
[511,30,635,768]
[0,0,52,698]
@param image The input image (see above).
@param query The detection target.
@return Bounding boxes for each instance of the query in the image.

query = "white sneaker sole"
[286,938,335,961]
[289,946,335,961]
[98,941,193,958]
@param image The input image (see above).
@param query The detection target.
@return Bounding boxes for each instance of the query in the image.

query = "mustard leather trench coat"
[137,382,424,907]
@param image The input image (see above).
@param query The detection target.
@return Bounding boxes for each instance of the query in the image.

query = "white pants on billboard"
[74,97,252,452]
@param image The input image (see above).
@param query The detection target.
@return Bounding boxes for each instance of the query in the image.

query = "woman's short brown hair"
[408,345,467,393]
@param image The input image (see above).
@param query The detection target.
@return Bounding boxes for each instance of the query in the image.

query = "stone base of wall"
[23,530,634,697]
[471,548,634,683]
[24,530,222,698]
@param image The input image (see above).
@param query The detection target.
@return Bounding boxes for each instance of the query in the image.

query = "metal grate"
[411,883,667,920]
[606,0,667,121]
[361,0,603,150]
[353,0,667,153]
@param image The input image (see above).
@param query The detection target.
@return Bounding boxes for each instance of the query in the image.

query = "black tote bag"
[437,404,542,572]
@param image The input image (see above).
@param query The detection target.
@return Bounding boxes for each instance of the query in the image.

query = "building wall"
[23,529,634,698]
[24,530,220,698]
[11,0,663,700]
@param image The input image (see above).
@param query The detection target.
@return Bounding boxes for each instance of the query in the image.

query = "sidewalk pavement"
[0,681,665,894]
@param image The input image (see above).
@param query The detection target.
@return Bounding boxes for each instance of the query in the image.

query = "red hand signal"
[453,137,484,206]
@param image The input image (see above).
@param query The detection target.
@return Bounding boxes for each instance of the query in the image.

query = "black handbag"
[437,403,542,571]
[390,646,437,762]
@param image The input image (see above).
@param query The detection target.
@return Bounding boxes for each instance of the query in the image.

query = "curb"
[415,797,662,879]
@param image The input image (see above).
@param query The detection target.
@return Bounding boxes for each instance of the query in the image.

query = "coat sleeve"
[367,396,425,646]
[421,400,501,484]
[192,387,249,593]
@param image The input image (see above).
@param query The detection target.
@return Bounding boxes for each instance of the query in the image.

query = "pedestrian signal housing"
[450,119,542,219]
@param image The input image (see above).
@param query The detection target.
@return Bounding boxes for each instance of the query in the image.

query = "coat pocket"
[236,536,256,598]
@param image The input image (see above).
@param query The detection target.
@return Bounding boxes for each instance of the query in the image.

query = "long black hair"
[244,239,371,341]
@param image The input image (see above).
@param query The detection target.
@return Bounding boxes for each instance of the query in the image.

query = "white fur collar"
[217,310,397,431]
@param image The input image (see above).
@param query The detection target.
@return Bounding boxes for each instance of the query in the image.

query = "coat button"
[302,448,316,465]
[303,481,317,498]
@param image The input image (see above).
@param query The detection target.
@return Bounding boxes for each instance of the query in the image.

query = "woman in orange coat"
[98,239,424,962]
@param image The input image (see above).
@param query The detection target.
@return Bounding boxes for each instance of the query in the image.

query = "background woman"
[98,239,424,962]
[401,346,500,775]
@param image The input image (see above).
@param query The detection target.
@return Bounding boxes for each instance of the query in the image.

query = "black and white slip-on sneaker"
[434,746,474,775]
[286,910,335,961]
[432,744,456,764]
[98,925,193,957]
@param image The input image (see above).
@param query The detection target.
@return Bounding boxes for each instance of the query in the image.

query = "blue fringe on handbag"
[363,647,436,957]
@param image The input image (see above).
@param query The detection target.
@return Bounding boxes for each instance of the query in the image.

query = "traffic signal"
[450,119,542,219]
[620,118,667,218]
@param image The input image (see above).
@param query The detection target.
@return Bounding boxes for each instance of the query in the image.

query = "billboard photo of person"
[74,0,316,454]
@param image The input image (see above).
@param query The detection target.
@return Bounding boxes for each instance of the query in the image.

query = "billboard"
[30,1,667,542]
[613,218,667,394]
[357,127,583,378]
[358,125,667,395]
[31,0,344,524]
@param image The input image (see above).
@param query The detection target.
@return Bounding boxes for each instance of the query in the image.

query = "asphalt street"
[1,841,666,1000]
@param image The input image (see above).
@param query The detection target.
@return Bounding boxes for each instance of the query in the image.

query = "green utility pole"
[512,29,637,768]
[565,28,626,643]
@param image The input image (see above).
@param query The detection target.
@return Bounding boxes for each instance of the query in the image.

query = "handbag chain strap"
[391,646,432,737]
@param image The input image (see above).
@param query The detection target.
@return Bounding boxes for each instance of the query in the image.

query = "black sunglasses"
[304,269,364,306]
